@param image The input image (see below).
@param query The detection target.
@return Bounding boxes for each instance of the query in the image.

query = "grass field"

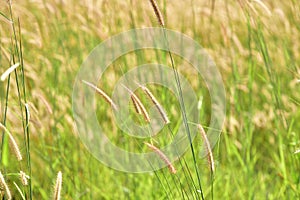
[0,0,299,199]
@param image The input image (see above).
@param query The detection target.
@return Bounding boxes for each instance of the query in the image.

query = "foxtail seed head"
[145,142,176,174]
[148,0,165,26]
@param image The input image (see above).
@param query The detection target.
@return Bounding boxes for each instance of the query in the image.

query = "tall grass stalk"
[162,14,205,200]
[148,0,205,198]
[1,2,32,198]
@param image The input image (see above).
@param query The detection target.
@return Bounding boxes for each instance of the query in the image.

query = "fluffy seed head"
[140,85,170,124]
[197,124,215,172]
[122,84,151,122]
[19,171,29,186]
[0,123,22,161]
[0,171,12,200]
[82,80,118,111]
[145,142,176,174]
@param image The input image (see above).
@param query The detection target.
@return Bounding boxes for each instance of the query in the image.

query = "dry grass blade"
[0,171,12,200]
[252,0,272,16]
[145,142,176,174]
[53,171,62,200]
[148,0,165,26]
[1,63,20,81]
[122,85,151,122]
[82,80,118,111]
[140,85,170,124]
[197,124,215,172]
[0,123,23,161]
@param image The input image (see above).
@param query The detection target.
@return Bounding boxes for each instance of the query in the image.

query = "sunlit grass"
[0,0,299,199]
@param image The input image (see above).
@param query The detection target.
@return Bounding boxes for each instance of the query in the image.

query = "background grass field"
[0,0,299,199]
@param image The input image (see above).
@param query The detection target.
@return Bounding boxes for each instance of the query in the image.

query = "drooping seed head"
[82,80,118,111]
[145,142,176,174]
[139,84,170,124]
[122,84,151,123]
[0,123,22,161]
[197,124,215,172]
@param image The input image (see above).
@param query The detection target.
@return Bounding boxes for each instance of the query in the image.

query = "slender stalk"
[0,73,11,164]
[167,125,201,199]
[148,0,204,198]
[7,3,32,198]
[162,30,204,199]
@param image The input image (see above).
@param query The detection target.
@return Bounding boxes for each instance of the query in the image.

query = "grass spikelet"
[140,85,170,124]
[131,95,142,115]
[197,124,215,172]
[0,123,23,161]
[131,95,150,122]
[82,80,118,111]
[19,171,29,186]
[145,142,176,174]
[53,171,62,200]
[122,85,151,122]
[1,63,20,81]
[0,171,12,200]
[148,0,165,26]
